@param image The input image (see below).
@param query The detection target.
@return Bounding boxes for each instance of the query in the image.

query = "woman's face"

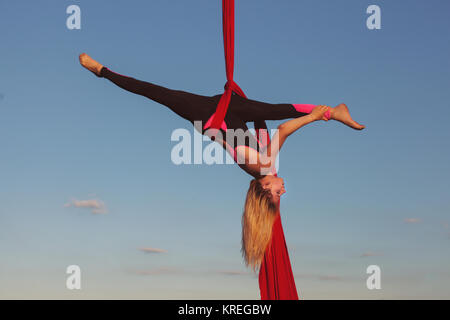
[260,175,286,203]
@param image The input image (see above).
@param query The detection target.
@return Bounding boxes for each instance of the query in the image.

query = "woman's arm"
[236,105,330,177]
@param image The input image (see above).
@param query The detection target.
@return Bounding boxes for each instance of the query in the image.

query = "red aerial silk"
[208,0,245,130]
[212,0,299,300]
[259,210,299,300]
[207,0,270,148]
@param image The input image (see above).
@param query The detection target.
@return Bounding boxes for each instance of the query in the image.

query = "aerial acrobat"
[78,52,364,299]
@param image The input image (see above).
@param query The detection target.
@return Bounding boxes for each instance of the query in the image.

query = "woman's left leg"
[229,94,330,122]
[229,94,364,130]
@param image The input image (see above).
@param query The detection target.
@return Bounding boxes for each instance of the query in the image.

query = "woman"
[78,53,364,277]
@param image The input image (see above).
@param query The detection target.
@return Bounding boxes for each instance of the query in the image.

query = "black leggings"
[99,67,307,149]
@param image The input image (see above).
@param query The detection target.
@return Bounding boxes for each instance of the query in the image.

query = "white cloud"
[404,218,421,224]
[127,267,179,276]
[139,247,168,254]
[360,251,383,258]
[64,198,107,214]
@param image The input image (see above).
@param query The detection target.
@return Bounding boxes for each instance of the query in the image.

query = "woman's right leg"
[79,52,211,123]
[99,67,204,121]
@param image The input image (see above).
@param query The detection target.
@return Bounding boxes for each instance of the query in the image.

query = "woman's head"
[259,175,286,204]
[241,176,283,272]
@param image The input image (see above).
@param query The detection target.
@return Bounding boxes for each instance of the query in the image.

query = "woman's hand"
[310,105,331,122]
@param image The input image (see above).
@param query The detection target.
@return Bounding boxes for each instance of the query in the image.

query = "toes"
[79,53,89,66]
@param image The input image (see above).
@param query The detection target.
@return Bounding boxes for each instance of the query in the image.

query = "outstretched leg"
[79,53,209,122]
[230,94,311,121]
[231,94,364,130]
[293,103,364,130]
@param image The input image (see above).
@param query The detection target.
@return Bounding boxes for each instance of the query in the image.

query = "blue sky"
[1,0,449,299]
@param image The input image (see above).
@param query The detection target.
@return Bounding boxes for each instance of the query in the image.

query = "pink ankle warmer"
[292,104,331,120]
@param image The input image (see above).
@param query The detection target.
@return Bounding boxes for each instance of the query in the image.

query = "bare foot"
[79,53,103,76]
[330,103,365,130]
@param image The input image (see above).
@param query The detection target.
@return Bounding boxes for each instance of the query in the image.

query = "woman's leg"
[230,94,330,121]
[79,53,210,123]
[99,67,206,121]
[230,94,364,130]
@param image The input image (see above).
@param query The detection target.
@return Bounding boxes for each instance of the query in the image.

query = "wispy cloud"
[127,267,179,276]
[127,267,251,277]
[0,93,4,100]
[404,218,421,224]
[360,251,383,258]
[139,247,168,254]
[64,198,107,214]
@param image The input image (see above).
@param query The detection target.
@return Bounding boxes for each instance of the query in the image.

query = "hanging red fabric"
[259,208,299,300]
[211,0,299,300]
[206,0,243,131]
[206,0,270,149]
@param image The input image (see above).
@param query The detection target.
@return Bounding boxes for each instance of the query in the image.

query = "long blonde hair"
[241,178,278,273]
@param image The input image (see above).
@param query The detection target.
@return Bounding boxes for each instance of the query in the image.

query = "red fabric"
[259,210,299,300]
[209,0,245,130]
[207,0,270,150]
[213,0,299,300]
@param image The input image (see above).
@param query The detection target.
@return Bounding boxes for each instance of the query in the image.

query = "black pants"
[99,67,307,148]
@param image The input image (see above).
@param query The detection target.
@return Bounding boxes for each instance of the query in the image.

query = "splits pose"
[79,53,364,299]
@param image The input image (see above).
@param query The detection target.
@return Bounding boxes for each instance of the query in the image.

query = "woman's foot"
[79,53,103,76]
[330,104,365,130]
